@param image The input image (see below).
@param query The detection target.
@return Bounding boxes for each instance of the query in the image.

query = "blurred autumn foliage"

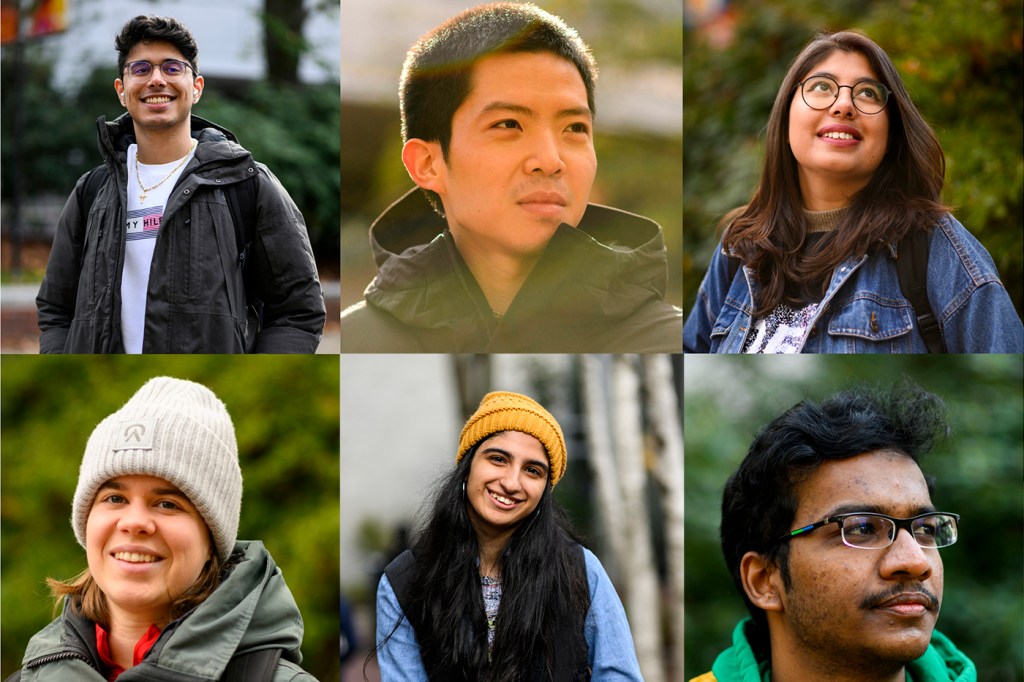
[683,0,1023,318]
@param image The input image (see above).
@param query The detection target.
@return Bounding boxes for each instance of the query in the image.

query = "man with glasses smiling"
[37,15,325,353]
[692,384,976,682]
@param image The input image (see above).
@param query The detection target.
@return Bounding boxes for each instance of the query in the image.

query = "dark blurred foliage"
[683,0,1024,318]
[0,355,341,681]
[684,354,1023,682]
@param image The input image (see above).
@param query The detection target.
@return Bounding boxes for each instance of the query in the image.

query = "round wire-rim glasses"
[123,59,196,79]
[777,511,959,550]
[796,75,890,115]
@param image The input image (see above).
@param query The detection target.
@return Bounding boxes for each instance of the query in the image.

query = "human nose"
[499,467,524,493]
[831,85,857,118]
[117,500,156,535]
[878,527,934,580]
[525,130,565,176]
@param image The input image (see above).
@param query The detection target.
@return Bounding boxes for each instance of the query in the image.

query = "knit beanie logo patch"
[114,418,157,450]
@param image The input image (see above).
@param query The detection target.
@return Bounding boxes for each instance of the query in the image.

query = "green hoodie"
[9,541,315,682]
[698,618,976,682]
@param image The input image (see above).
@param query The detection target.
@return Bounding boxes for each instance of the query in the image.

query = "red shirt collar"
[95,622,161,680]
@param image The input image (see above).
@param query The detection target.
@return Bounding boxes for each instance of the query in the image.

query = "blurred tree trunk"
[644,355,685,680]
[582,355,667,682]
[581,356,627,567]
[611,356,665,682]
[263,0,307,85]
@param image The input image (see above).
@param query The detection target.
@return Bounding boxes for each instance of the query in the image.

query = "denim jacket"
[684,214,1024,353]
[375,547,643,681]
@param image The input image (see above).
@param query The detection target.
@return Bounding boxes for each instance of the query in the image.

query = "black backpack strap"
[221,648,282,682]
[383,549,417,617]
[897,230,946,353]
[76,164,110,219]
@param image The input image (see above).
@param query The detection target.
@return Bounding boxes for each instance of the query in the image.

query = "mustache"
[859,584,940,611]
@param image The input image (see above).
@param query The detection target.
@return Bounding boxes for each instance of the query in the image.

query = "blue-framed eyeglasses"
[777,511,959,550]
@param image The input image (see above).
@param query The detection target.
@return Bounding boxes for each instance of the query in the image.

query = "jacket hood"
[96,113,254,176]
[363,187,671,330]
[19,540,305,681]
[706,618,976,682]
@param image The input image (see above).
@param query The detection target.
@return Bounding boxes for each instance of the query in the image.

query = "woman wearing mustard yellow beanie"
[374,391,642,681]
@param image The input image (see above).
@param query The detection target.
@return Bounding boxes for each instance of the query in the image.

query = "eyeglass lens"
[840,513,957,549]
[801,76,887,114]
[126,61,190,78]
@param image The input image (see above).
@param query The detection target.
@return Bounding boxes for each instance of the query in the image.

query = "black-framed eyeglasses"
[777,511,959,550]
[123,60,195,79]
[796,75,890,115]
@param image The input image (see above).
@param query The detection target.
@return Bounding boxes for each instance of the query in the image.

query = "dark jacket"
[340,189,682,352]
[7,541,316,682]
[36,114,325,354]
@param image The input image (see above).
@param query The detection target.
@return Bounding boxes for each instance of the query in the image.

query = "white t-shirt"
[121,142,196,353]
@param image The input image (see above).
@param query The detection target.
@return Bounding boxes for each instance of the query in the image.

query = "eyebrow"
[806,71,880,83]
[481,445,550,474]
[820,502,938,518]
[479,101,592,120]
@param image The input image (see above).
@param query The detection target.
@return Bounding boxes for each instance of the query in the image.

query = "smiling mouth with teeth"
[113,551,160,563]
[489,491,518,506]
[821,131,857,140]
[143,96,172,104]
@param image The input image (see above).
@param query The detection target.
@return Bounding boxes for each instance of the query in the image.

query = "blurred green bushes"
[0,356,340,680]
[683,0,1023,317]
[684,354,1023,682]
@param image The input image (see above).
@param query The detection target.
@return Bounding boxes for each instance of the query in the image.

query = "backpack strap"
[221,648,283,682]
[76,164,110,219]
[897,230,946,353]
[383,548,417,617]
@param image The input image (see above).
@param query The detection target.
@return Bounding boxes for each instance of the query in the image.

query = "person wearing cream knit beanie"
[72,376,242,561]
[376,389,643,680]
[11,376,317,682]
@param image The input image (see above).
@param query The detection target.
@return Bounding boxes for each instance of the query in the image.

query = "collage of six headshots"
[0,2,1020,682]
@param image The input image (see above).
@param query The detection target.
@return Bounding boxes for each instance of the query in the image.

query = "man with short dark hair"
[694,385,976,682]
[37,15,325,353]
[340,2,681,352]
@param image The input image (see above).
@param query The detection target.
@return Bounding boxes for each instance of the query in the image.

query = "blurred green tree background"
[0,355,340,681]
[684,354,1023,682]
[683,0,1024,318]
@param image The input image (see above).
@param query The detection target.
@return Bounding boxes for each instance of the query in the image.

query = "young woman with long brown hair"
[684,30,1023,353]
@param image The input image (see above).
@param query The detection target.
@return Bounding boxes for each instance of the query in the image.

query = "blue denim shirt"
[684,214,1024,353]
[375,547,644,680]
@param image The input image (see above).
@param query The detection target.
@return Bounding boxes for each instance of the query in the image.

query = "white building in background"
[40,0,339,89]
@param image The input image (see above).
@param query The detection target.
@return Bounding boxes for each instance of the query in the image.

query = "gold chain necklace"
[134,140,197,204]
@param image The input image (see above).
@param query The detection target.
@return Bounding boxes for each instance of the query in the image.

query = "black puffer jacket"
[340,189,682,352]
[37,114,324,353]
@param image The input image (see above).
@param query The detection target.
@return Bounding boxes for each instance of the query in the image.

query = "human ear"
[739,551,785,613]
[192,75,205,102]
[114,79,126,106]
[401,139,447,195]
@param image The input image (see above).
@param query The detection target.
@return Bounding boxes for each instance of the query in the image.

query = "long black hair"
[395,438,590,681]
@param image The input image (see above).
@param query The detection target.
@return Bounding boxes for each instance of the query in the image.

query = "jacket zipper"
[24,649,99,671]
